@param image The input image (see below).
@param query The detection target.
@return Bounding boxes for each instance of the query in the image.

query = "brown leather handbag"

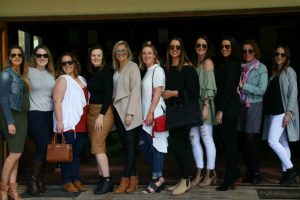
[46,133,73,162]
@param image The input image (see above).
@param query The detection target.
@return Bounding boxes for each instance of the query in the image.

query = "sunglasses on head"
[169,45,181,51]
[220,45,231,50]
[10,53,23,58]
[275,52,286,58]
[61,61,73,66]
[196,43,208,49]
[35,53,49,58]
[242,49,255,54]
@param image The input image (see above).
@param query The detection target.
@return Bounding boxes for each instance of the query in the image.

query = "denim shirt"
[0,67,24,124]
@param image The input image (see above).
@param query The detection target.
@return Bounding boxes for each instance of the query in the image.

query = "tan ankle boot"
[172,179,191,195]
[73,180,87,191]
[191,168,203,186]
[126,176,139,193]
[8,183,22,200]
[167,179,181,191]
[199,169,217,187]
[0,181,8,200]
[115,177,129,193]
[63,182,79,193]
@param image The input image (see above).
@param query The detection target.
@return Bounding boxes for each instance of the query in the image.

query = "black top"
[215,57,241,112]
[165,65,199,104]
[87,68,113,115]
[264,76,284,115]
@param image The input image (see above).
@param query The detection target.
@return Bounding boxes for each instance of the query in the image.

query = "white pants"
[267,113,293,171]
[190,124,216,169]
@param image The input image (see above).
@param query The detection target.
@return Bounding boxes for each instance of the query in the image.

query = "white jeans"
[190,124,216,169]
[267,113,293,171]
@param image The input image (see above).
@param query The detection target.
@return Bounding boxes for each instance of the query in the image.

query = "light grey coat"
[262,67,300,142]
[113,61,143,131]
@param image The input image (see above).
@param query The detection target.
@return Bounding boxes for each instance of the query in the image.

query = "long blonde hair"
[112,40,133,70]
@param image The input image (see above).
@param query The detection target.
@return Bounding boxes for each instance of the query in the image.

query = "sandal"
[142,177,165,194]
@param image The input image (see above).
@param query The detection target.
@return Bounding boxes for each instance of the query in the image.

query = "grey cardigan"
[262,67,300,142]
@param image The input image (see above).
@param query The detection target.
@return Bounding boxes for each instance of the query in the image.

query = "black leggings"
[113,108,139,177]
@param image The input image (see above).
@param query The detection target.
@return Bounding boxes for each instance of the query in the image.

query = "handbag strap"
[51,133,66,144]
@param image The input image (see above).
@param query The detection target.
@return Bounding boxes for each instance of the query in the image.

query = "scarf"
[238,59,260,107]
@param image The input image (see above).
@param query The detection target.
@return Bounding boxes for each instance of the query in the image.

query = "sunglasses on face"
[220,45,231,50]
[115,49,128,55]
[35,53,49,58]
[10,53,23,58]
[61,61,74,66]
[169,45,181,51]
[242,49,255,54]
[275,52,286,58]
[196,43,208,49]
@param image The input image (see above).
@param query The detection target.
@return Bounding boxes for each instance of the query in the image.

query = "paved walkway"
[17,184,299,200]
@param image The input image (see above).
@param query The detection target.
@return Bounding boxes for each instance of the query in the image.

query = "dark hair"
[6,45,27,75]
[87,45,106,73]
[272,44,291,75]
[29,45,55,77]
[165,37,193,71]
[56,52,81,77]
[241,39,261,60]
[138,41,160,70]
[220,36,240,60]
[194,35,213,65]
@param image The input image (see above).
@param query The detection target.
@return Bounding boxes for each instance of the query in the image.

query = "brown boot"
[73,180,87,191]
[199,169,217,187]
[167,179,181,191]
[115,177,129,193]
[8,183,22,200]
[63,182,79,193]
[172,179,191,195]
[0,181,8,200]
[126,176,139,193]
[191,168,203,186]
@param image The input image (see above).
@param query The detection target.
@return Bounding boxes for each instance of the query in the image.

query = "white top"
[141,64,168,153]
[28,67,55,111]
[113,71,120,99]
[53,75,87,132]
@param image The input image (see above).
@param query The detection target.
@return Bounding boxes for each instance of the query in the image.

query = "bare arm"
[53,77,67,133]
[145,86,163,126]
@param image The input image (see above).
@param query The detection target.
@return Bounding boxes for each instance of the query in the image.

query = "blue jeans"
[27,111,53,161]
[139,129,165,178]
[60,132,87,184]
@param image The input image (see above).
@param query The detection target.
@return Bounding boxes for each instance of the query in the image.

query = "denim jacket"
[0,67,24,124]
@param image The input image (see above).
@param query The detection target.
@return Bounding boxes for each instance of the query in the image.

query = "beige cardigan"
[113,61,142,130]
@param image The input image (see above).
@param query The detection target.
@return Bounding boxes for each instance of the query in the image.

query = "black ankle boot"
[281,168,298,186]
[27,160,44,196]
[94,177,114,195]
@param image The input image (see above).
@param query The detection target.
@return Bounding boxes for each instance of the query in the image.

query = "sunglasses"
[35,53,49,58]
[220,45,231,50]
[115,49,128,55]
[242,49,255,54]
[275,52,286,58]
[61,61,74,66]
[196,44,208,49]
[169,45,181,51]
[10,53,23,58]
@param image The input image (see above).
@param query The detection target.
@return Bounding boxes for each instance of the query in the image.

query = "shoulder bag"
[46,133,73,163]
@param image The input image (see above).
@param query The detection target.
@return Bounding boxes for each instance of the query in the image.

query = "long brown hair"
[138,41,160,70]
[87,45,106,73]
[56,52,81,77]
[272,45,291,75]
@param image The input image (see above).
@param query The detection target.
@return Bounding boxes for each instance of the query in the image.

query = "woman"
[215,36,242,191]
[189,35,217,187]
[53,52,88,193]
[0,45,29,200]
[262,45,299,186]
[163,37,199,195]
[138,41,168,194]
[86,45,114,195]
[112,40,142,193]
[237,39,268,184]
[27,45,56,196]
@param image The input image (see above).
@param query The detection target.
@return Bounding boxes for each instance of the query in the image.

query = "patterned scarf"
[238,59,260,107]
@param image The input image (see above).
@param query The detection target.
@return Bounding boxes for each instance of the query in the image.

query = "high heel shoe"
[142,177,165,194]
[199,169,217,187]
[191,168,203,186]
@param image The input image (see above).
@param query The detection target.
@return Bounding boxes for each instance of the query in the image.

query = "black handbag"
[166,96,202,129]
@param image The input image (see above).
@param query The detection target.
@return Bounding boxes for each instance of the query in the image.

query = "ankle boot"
[27,160,44,196]
[281,168,298,186]
[279,171,287,184]
[126,176,139,193]
[172,179,191,195]
[115,177,129,193]
[199,169,217,187]
[8,183,22,200]
[0,181,8,200]
[167,179,181,191]
[73,180,87,191]
[94,177,114,195]
[191,168,203,186]
[63,182,79,193]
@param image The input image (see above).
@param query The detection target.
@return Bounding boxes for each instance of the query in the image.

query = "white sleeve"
[153,66,165,89]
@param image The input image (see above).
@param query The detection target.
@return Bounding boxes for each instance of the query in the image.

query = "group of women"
[0,35,299,199]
